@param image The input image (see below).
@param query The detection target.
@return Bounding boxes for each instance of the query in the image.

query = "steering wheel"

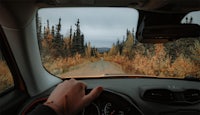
[20,89,143,115]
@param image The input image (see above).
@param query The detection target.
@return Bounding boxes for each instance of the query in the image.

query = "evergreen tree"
[51,26,55,37]
[52,18,65,57]
[43,26,46,38]
[46,20,50,35]
[115,39,123,55]
[36,12,42,50]
[70,26,72,39]
[122,30,134,58]
[71,19,85,55]
[91,47,98,57]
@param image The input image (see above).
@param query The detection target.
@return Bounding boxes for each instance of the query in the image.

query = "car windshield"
[37,8,200,79]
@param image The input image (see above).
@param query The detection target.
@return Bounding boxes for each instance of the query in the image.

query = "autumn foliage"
[38,18,200,79]
[105,33,200,78]
[0,60,14,93]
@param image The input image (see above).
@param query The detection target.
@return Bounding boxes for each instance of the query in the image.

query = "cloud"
[38,7,138,47]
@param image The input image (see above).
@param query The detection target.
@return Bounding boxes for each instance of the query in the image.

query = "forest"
[36,15,200,78]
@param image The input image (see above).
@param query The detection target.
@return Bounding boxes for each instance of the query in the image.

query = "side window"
[0,49,14,94]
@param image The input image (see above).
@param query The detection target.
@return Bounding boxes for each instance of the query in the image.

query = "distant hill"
[97,47,110,53]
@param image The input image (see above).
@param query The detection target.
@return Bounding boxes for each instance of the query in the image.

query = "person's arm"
[28,79,103,115]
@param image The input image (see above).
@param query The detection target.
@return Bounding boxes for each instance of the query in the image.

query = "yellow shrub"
[0,61,14,93]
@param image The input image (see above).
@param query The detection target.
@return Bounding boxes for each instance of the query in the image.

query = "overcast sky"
[38,8,199,48]
[38,8,138,48]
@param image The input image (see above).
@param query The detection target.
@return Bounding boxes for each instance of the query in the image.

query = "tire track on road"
[60,59,125,78]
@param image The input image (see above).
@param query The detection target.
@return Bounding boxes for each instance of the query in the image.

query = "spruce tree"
[52,18,65,57]
[72,19,84,55]
[51,26,55,37]
[36,12,42,50]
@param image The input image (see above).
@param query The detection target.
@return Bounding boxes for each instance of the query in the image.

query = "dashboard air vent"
[183,89,200,103]
[142,89,200,104]
[143,89,175,103]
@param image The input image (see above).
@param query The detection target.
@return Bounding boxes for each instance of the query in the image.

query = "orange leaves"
[43,53,85,76]
[105,43,200,78]
[0,60,14,93]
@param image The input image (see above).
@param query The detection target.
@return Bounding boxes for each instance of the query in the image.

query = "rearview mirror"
[136,24,200,43]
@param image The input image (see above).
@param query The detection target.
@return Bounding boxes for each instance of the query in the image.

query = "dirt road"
[61,59,125,77]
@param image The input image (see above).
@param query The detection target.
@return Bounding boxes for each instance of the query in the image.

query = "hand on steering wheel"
[44,79,103,115]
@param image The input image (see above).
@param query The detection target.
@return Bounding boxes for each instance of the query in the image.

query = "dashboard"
[20,78,200,115]
[80,89,143,115]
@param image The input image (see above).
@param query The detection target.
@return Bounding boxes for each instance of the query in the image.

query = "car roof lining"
[1,0,199,28]
[1,0,199,13]
[35,0,200,13]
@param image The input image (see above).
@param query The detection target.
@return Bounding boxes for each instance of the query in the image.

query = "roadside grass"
[42,41,200,79]
[0,60,14,93]
[0,53,99,92]
[42,53,99,76]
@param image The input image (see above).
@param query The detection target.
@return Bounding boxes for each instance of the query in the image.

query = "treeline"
[108,28,200,66]
[107,15,197,60]
[107,29,155,59]
[106,26,200,77]
[36,14,97,58]
[36,13,200,67]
